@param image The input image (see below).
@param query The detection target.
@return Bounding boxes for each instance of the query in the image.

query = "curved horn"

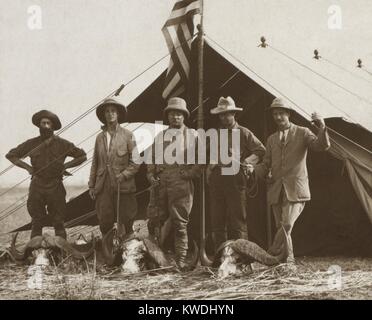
[9,233,43,262]
[54,236,96,260]
[101,228,117,266]
[143,236,172,267]
[231,236,288,267]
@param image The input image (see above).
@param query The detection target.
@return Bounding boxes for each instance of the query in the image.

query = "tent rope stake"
[258,36,372,103]
[268,45,372,106]
[207,34,372,155]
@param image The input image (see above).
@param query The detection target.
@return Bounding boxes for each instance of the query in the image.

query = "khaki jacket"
[255,123,330,205]
[88,125,139,194]
[146,125,201,181]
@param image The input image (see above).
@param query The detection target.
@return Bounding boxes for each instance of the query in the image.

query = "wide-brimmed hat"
[163,97,190,118]
[210,96,243,115]
[96,97,127,124]
[32,110,62,130]
[269,97,292,112]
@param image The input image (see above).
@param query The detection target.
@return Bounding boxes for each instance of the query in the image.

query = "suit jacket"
[255,123,330,205]
[88,125,140,194]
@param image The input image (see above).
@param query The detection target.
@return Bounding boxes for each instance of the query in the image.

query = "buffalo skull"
[101,223,199,273]
[9,233,95,266]
[214,227,290,278]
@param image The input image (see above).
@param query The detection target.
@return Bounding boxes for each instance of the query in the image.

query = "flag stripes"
[162,0,201,99]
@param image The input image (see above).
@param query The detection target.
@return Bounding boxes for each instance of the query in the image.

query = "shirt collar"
[168,124,186,133]
[278,122,292,133]
[221,121,239,129]
[101,123,120,132]
[39,134,56,144]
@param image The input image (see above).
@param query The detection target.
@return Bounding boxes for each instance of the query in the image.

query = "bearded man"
[6,110,87,239]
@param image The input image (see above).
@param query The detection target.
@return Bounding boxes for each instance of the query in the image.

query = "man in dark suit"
[249,97,331,263]
[207,96,266,251]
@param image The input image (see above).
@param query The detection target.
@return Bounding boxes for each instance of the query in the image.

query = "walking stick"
[153,177,161,246]
[196,6,212,266]
[116,181,125,240]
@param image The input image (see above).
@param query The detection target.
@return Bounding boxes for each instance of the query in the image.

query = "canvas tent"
[15,38,372,257]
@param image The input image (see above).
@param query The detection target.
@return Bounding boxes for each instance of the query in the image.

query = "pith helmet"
[96,97,127,124]
[269,97,292,112]
[163,97,190,118]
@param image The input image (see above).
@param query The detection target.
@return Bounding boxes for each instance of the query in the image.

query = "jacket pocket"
[117,147,127,157]
[294,176,310,199]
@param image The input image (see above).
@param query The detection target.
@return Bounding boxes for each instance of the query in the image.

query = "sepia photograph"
[0,0,371,305]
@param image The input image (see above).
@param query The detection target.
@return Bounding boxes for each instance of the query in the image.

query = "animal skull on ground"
[121,238,147,273]
[9,233,95,266]
[214,227,290,278]
[101,219,199,273]
[217,245,242,278]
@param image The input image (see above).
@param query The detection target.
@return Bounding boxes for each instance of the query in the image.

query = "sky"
[1,0,372,187]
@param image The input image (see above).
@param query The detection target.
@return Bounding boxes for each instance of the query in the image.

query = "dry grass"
[1,255,371,300]
[0,224,371,300]
[1,226,372,300]
[1,188,371,300]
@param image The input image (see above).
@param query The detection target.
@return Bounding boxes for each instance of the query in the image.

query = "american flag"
[162,0,201,100]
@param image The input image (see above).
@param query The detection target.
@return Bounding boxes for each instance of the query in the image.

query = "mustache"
[39,127,53,137]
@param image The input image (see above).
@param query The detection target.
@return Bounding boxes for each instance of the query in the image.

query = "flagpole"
[197,0,212,266]
[196,0,204,130]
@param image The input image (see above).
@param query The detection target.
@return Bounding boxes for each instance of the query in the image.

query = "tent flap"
[328,129,372,222]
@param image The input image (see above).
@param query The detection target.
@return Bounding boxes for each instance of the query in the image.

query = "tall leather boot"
[174,231,188,271]
[55,224,67,239]
[30,220,42,239]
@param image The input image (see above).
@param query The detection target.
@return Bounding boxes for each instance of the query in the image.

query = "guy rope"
[0,34,199,229]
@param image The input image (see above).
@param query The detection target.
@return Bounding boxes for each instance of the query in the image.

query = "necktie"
[107,132,113,155]
[281,131,286,145]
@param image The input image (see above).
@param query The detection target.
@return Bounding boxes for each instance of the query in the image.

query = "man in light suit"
[88,97,140,237]
[248,97,330,263]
